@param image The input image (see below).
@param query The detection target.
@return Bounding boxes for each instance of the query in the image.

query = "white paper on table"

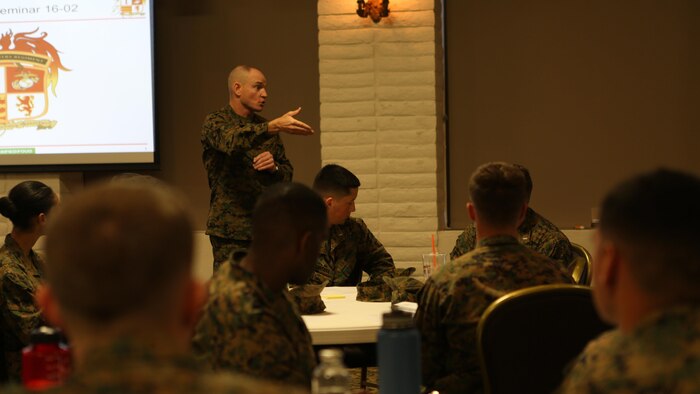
[393,301,418,315]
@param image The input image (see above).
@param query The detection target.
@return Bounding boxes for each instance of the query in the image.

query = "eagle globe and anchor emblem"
[0,28,70,134]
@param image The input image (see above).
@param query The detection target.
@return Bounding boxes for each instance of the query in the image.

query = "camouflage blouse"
[450,207,574,267]
[558,305,700,394]
[415,235,573,394]
[0,234,44,382]
[192,253,315,388]
[201,105,293,241]
[308,217,396,286]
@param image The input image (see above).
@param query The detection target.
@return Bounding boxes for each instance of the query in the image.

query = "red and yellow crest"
[0,29,69,131]
[118,0,147,17]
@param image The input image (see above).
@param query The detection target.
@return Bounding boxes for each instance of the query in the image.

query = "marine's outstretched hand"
[268,107,314,135]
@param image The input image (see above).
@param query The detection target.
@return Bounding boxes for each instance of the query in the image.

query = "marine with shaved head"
[202,65,314,271]
[558,169,700,393]
[193,182,327,387]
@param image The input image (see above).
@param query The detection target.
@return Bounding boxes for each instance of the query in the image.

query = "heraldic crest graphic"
[117,0,147,17]
[0,28,70,132]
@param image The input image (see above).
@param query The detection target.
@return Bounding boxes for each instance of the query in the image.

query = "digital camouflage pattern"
[0,234,45,382]
[308,218,396,286]
[383,276,424,303]
[289,281,327,315]
[355,280,392,302]
[209,236,250,272]
[396,267,416,277]
[355,267,420,302]
[415,235,573,394]
[557,305,700,394]
[201,105,293,264]
[1,339,307,394]
[450,207,574,267]
[192,253,315,388]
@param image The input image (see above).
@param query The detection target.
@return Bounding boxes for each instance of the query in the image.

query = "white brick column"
[318,0,438,270]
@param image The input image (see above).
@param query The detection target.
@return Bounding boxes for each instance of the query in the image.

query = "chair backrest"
[569,243,592,285]
[477,284,611,394]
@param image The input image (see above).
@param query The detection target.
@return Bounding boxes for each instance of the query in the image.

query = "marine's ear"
[297,230,313,255]
[590,234,622,324]
[232,81,243,98]
[515,203,527,227]
[467,202,477,221]
[597,240,621,291]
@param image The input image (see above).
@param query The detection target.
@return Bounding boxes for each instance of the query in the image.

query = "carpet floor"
[349,367,379,393]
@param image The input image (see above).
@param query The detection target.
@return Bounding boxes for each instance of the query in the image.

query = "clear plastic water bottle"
[311,348,351,394]
[377,308,421,394]
[22,326,71,390]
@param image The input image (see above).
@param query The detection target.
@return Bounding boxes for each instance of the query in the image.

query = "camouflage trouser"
[209,236,250,272]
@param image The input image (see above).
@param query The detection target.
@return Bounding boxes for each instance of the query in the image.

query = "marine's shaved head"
[227,65,269,116]
[599,169,700,302]
[469,162,528,227]
[228,65,259,96]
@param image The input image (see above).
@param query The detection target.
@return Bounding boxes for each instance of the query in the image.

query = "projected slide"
[0,0,155,167]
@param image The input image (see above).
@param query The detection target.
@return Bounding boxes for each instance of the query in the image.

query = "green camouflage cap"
[355,279,392,302]
[383,276,424,303]
[289,281,328,315]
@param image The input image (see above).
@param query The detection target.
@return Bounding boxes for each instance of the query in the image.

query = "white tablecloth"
[301,286,418,345]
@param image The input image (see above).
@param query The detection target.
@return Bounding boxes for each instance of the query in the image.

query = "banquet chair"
[569,243,592,285]
[477,284,611,394]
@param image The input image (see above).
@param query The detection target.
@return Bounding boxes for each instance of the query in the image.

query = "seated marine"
[307,164,396,286]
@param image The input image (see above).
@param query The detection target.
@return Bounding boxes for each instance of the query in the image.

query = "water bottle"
[311,348,351,394]
[22,326,71,391]
[377,308,421,394]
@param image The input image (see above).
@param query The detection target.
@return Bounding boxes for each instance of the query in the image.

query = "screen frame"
[0,0,160,173]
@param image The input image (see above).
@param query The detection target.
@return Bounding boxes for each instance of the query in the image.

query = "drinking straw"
[431,234,437,270]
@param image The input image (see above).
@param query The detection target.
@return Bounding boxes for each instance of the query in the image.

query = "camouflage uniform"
[450,207,574,267]
[1,339,307,394]
[415,235,573,394]
[192,252,315,388]
[209,236,250,272]
[201,105,293,270]
[0,234,45,382]
[308,217,396,286]
[557,305,700,394]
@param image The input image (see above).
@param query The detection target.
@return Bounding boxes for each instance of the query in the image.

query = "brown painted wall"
[84,0,700,232]
[446,0,700,229]
[87,0,321,230]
